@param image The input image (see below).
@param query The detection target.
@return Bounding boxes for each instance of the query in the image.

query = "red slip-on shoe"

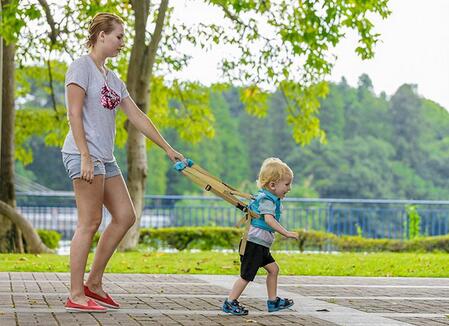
[84,285,120,309]
[65,298,107,312]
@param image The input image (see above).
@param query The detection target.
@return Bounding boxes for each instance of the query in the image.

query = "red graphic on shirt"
[101,83,120,110]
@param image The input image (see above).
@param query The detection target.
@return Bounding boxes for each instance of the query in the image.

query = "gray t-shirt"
[247,198,281,248]
[61,55,129,162]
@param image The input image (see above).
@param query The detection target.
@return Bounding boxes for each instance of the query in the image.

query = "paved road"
[1,272,449,325]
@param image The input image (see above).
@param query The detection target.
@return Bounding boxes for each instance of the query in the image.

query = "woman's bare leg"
[70,175,105,304]
[85,174,136,296]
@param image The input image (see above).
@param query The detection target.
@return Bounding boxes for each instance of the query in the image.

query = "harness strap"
[239,211,252,255]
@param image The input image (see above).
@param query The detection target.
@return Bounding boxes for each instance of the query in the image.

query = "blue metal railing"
[15,192,449,241]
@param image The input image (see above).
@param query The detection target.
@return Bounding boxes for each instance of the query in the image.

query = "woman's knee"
[121,215,136,230]
[76,217,102,235]
[112,212,136,229]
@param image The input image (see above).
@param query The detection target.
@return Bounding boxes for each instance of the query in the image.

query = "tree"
[3,0,391,250]
[0,0,21,252]
[390,84,423,166]
[0,0,53,252]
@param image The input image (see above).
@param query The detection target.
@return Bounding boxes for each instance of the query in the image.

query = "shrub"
[137,226,449,253]
[140,227,241,250]
[90,232,101,252]
[37,229,61,249]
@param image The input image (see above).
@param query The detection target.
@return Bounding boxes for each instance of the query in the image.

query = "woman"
[61,12,185,312]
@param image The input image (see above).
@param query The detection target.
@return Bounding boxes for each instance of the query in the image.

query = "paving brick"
[5,272,449,325]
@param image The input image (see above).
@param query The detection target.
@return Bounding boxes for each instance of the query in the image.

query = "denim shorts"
[62,153,122,180]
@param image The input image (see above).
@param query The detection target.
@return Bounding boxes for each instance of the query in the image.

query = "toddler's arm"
[264,214,299,240]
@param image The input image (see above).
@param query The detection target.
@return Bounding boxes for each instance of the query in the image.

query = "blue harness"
[248,189,281,232]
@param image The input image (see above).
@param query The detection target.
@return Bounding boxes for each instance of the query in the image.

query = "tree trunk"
[0,26,51,254]
[120,124,147,249]
[0,41,24,253]
[0,201,53,253]
[118,0,168,251]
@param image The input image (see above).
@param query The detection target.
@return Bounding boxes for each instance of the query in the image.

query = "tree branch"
[46,58,58,113]
[132,0,149,51]
[279,84,297,118]
[174,83,193,120]
[37,0,59,113]
[37,0,58,44]
[143,0,169,81]
[215,2,245,26]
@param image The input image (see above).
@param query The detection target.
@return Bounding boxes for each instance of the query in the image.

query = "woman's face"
[99,22,125,57]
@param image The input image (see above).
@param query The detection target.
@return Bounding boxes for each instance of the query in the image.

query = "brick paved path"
[1,272,449,325]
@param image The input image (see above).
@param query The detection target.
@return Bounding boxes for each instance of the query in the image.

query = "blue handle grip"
[173,158,194,171]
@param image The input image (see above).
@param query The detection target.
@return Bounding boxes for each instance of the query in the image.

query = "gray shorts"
[62,153,122,180]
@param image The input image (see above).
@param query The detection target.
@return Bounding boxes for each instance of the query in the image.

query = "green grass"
[1,252,449,277]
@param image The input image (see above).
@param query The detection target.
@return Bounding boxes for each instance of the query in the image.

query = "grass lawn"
[1,251,449,277]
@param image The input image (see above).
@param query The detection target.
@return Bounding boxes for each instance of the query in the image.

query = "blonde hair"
[256,157,293,189]
[86,12,124,48]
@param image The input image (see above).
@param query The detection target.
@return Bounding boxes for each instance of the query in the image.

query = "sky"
[171,0,449,110]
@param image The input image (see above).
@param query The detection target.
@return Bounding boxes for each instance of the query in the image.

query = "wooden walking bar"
[174,159,258,255]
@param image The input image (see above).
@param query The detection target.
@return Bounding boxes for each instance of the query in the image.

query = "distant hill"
[17,74,449,200]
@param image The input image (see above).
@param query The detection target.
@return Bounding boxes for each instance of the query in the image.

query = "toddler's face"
[270,175,293,199]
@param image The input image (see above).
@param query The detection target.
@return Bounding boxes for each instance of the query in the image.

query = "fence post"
[326,202,333,252]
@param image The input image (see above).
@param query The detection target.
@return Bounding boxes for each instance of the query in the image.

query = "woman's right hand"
[80,154,94,183]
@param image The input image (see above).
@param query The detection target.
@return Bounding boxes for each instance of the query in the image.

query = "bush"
[90,232,101,252]
[403,235,449,253]
[140,227,242,250]
[274,229,336,251]
[37,229,61,249]
[138,226,449,253]
[139,227,343,252]
[334,235,400,252]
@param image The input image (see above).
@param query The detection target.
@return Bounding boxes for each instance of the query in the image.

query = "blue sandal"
[222,299,249,315]
[267,297,294,312]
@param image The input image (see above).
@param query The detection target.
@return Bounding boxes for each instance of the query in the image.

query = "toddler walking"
[222,157,299,315]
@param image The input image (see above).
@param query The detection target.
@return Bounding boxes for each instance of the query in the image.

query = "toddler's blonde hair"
[256,157,293,189]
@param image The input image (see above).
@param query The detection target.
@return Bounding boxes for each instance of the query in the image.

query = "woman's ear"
[99,30,105,42]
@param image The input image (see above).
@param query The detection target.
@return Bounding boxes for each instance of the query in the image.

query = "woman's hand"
[286,231,299,240]
[166,148,186,163]
[80,154,94,183]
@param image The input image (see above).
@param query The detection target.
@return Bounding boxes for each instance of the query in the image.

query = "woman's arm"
[120,97,185,162]
[66,84,94,183]
[265,214,299,239]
